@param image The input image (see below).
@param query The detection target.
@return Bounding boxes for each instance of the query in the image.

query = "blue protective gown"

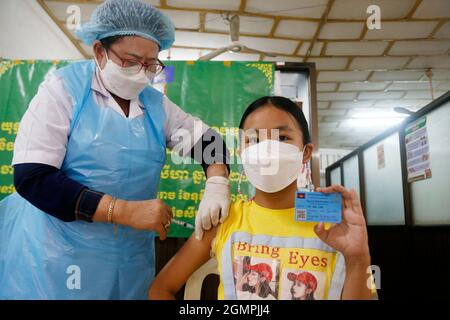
[0,61,166,299]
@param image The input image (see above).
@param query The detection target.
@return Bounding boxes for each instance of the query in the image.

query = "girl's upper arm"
[149,227,218,299]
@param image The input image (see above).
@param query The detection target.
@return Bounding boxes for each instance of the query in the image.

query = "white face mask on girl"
[96,49,155,100]
[241,139,306,193]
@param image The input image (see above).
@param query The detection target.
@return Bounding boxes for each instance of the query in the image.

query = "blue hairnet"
[76,0,175,50]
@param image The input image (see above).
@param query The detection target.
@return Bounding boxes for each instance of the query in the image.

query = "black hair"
[99,35,125,49]
[290,281,315,300]
[99,35,161,50]
[242,280,276,299]
[238,96,311,145]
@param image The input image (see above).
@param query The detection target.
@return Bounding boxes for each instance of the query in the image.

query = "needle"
[171,219,195,229]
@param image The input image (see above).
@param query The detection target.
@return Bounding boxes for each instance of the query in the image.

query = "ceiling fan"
[198,14,277,61]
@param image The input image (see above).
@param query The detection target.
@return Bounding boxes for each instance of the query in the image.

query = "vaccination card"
[294,191,342,223]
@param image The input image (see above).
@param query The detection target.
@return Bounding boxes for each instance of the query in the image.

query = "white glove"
[195,176,231,240]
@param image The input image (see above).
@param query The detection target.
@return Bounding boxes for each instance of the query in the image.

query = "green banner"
[0,60,69,199]
[0,59,274,237]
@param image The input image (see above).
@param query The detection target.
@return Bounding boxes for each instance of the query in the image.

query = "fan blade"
[230,15,240,42]
[198,47,230,61]
[241,46,277,57]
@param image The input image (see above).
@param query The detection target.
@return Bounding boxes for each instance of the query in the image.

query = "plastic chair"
[183,258,219,300]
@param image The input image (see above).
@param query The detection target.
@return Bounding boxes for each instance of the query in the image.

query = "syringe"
[171,219,195,229]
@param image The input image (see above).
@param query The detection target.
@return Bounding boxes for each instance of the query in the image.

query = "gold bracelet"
[107,197,117,224]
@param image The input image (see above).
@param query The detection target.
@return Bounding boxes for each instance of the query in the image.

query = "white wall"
[319,148,352,170]
[318,148,352,187]
[0,0,83,60]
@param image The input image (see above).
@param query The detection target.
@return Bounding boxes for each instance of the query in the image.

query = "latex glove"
[195,176,231,240]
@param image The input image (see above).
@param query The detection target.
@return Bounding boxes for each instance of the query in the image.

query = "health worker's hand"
[195,176,231,240]
[115,199,173,240]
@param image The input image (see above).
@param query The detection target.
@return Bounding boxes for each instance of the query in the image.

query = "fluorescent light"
[351,110,408,119]
[348,117,405,128]
[347,110,407,128]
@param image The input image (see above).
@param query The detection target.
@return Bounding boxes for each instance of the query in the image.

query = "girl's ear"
[302,143,314,163]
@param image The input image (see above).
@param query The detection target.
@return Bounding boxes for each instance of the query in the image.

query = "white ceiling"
[33,0,450,149]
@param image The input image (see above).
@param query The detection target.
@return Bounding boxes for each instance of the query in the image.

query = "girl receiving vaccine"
[149,96,376,300]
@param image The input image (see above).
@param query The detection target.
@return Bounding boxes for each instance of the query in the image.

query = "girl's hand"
[236,271,250,291]
[313,185,370,265]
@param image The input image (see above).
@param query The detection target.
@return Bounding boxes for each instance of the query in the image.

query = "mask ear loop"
[297,162,308,191]
[302,145,314,191]
[297,145,309,191]
[95,48,110,70]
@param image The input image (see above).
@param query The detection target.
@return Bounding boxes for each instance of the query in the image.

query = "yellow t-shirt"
[212,200,346,300]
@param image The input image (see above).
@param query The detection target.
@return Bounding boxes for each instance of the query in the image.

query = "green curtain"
[0,59,274,237]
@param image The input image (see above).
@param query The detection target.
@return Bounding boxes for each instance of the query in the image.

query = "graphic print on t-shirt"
[233,256,279,300]
[225,235,338,300]
[279,268,325,300]
[213,200,346,300]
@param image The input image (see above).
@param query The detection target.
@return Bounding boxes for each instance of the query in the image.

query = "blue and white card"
[294,191,342,223]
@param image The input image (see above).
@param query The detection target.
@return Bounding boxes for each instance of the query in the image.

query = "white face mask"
[241,140,305,193]
[96,50,155,100]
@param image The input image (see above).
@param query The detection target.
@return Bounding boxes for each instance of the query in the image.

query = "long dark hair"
[242,280,276,299]
[239,96,311,145]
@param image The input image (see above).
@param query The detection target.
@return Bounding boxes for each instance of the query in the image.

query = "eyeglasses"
[106,46,165,76]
